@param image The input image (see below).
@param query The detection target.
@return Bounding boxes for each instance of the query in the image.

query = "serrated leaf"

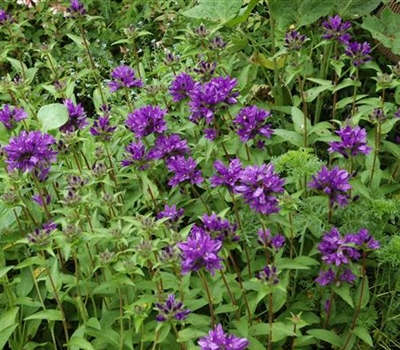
[182,0,242,23]
[37,103,69,132]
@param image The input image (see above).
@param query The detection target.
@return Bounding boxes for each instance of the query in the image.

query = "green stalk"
[198,269,215,327]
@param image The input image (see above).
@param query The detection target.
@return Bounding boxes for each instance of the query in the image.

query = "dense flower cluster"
[67,0,86,16]
[256,265,280,285]
[148,134,190,160]
[234,106,274,143]
[257,228,285,250]
[108,65,143,92]
[188,76,239,124]
[284,30,308,51]
[90,116,116,141]
[155,294,191,322]
[27,221,57,247]
[198,324,249,350]
[126,105,167,139]
[121,140,149,169]
[0,9,13,24]
[178,225,223,275]
[4,130,57,174]
[0,105,27,130]
[328,125,371,158]
[234,163,285,215]
[308,166,351,207]
[202,213,239,242]
[169,73,195,102]
[62,99,88,132]
[344,41,372,67]
[210,158,242,191]
[322,15,351,44]
[316,227,379,286]
[166,156,203,187]
[157,204,184,223]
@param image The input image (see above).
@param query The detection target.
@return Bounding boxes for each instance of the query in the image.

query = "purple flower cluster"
[61,99,88,133]
[235,163,285,215]
[198,324,249,350]
[148,134,190,160]
[67,0,86,16]
[202,213,239,242]
[121,140,149,169]
[284,30,308,51]
[4,130,57,174]
[126,105,167,139]
[155,294,191,322]
[157,204,184,224]
[344,41,372,67]
[90,107,116,142]
[322,15,352,44]
[316,227,379,286]
[0,9,13,24]
[328,125,371,158]
[177,225,223,275]
[188,76,239,124]
[257,228,285,250]
[166,156,203,187]
[234,106,274,143]
[0,105,27,130]
[308,166,351,207]
[210,158,242,191]
[27,221,57,247]
[169,73,195,102]
[256,265,280,285]
[108,65,143,93]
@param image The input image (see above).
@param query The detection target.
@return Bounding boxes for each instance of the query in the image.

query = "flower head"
[0,9,13,24]
[166,156,203,187]
[169,73,195,102]
[234,106,274,143]
[148,134,190,160]
[157,204,184,223]
[178,226,223,275]
[284,30,308,51]
[210,158,243,191]
[27,221,57,247]
[328,125,371,158]
[108,65,143,92]
[4,130,57,174]
[257,228,285,250]
[90,116,116,141]
[256,265,280,285]
[234,163,285,215]
[121,140,149,169]
[209,36,227,50]
[61,99,88,132]
[202,213,239,242]
[344,41,372,67]
[67,0,86,16]
[198,324,249,350]
[188,76,238,124]
[155,294,191,322]
[0,105,27,130]
[126,105,167,139]
[345,228,380,251]
[322,15,352,44]
[308,166,351,207]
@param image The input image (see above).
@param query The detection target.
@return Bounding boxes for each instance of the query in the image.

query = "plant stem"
[370,122,381,185]
[198,269,215,327]
[268,292,274,350]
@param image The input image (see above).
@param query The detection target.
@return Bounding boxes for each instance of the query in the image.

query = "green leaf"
[37,103,69,132]
[178,328,207,342]
[332,283,354,308]
[67,33,85,49]
[69,337,95,350]
[227,0,259,26]
[355,276,369,309]
[6,57,28,74]
[335,0,381,16]
[0,324,18,349]
[0,307,19,332]
[182,0,242,23]
[215,304,239,314]
[353,327,373,347]
[24,309,63,321]
[274,129,304,148]
[307,329,343,347]
[0,266,14,279]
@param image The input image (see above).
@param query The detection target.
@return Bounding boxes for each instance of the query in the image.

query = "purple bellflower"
[108,65,143,92]
[308,166,352,207]
[166,156,203,187]
[148,134,190,160]
[0,9,13,24]
[157,204,184,223]
[188,76,238,124]
[90,116,116,141]
[4,130,57,174]
[202,213,239,242]
[0,105,27,130]
[257,228,285,250]
[126,105,167,139]
[322,15,352,44]
[344,41,372,67]
[234,106,274,143]
[169,73,195,102]
[198,324,249,350]
[328,125,371,158]
[177,225,223,275]
[234,163,285,215]
[256,265,280,285]
[67,0,86,16]
[155,294,191,322]
[61,99,88,132]
[121,140,149,169]
[284,30,308,51]
[210,158,243,191]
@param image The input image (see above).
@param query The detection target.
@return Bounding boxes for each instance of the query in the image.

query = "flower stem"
[198,269,215,327]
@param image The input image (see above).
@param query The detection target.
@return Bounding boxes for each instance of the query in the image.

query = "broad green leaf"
[332,283,354,307]
[215,304,239,314]
[67,33,85,49]
[178,328,207,342]
[227,0,259,26]
[0,324,18,349]
[0,307,19,332]
[274,129,304,148]
[182,0,242,23]
[6,57,28,74]
[307,329,343,347]
[69,337,95,350]
[353,327,373,347]
[37,103,69,132]
[335,0,381,16]
[24,309,63,321]
[0,265,14,278]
